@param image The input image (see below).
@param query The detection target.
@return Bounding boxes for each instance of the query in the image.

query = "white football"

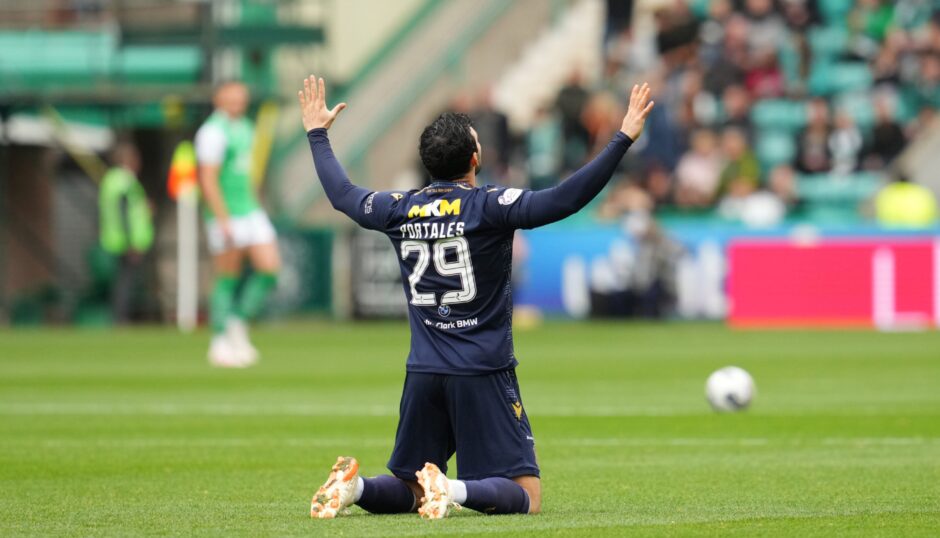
[705,366,755,412]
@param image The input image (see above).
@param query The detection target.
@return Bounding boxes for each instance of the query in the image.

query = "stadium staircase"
[492,0,604,131]
[272,0,559,224]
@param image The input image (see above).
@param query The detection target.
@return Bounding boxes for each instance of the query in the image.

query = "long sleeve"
[307,128,372,220]
[485,132,633,230]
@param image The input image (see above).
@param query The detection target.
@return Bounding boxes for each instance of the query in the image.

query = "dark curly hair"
[419,113,477,181]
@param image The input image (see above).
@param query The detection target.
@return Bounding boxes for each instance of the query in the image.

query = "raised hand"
[620,82,655,141]
[298,75,347,131]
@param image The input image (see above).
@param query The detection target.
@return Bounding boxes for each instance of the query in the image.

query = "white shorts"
[205,210,277,255]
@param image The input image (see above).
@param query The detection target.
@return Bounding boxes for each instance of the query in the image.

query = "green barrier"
[267,227,334,316]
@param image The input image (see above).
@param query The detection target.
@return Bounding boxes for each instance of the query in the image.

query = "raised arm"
[298,75,369,219]
[493,83,654,230]
[520,131,633,228]
[306,128,371,219]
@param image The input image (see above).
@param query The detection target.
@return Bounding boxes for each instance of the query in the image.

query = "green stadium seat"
[688,0,711,19]
[0,31,201,91]
[894,91,917,124]
[833,92,875,130]
[797,172,884,202]
[777,38,802,88]
[756,130,797,171]
[797,172,884,224]
[0,31,115,88]
[800,205,866,224]
[808,25,849,59]
[817,0,854,26]
[750,100,807,132]
[118,46,202,84]
[808,62,873,96]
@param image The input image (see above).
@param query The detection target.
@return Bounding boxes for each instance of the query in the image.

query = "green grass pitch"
[1,322,939,536]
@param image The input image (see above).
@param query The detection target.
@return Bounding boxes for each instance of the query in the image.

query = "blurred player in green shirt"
[196,82,280,367]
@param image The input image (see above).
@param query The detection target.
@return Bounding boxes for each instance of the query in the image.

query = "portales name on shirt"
[400,221,466,240]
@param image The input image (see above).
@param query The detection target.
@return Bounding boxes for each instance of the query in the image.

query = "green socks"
[210,272,277,334]
[235,272,278,321]
[210,275,239,335]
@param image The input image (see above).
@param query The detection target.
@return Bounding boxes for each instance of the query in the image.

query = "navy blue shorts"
[387,369,539,481]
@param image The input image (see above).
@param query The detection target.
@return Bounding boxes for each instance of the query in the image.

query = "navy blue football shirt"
[358,182,524,374]
[307,128,633,375]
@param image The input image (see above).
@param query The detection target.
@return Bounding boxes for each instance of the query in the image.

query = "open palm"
[298,75,347,131]
[620,82,655,141]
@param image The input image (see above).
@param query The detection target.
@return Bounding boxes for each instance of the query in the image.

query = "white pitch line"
[820,437,937,446]
[0,403,694,417]
[364,506,940,538]
[0,402,937,417]
[0,403,399,417]
[4,437,937,450]
[554,437,940,447]
[556,437,771,447]
[23,437,391,449]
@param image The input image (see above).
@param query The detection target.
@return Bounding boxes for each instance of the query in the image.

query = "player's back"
[306,117,639,372]
[377,181,520,374]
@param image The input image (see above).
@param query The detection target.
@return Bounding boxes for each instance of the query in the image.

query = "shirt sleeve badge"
[498,188,523,206]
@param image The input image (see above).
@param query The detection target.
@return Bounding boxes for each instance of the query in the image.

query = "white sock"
[448,479,467,504]
[353,477,365,503]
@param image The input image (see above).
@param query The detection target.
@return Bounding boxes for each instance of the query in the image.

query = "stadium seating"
[818,0,855,26]
[797,172,883,202]
[755,130,798,171]
[0,30,201,91]
[833,92,876,129]
[750,99,808,132]
[808,25,849,60]
[797,172,884,223]
[808,62,873,96]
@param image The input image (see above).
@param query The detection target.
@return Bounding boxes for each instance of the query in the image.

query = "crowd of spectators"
[453,0,940,227]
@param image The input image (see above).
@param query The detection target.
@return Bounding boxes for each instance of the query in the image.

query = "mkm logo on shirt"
[407,199,461,218]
